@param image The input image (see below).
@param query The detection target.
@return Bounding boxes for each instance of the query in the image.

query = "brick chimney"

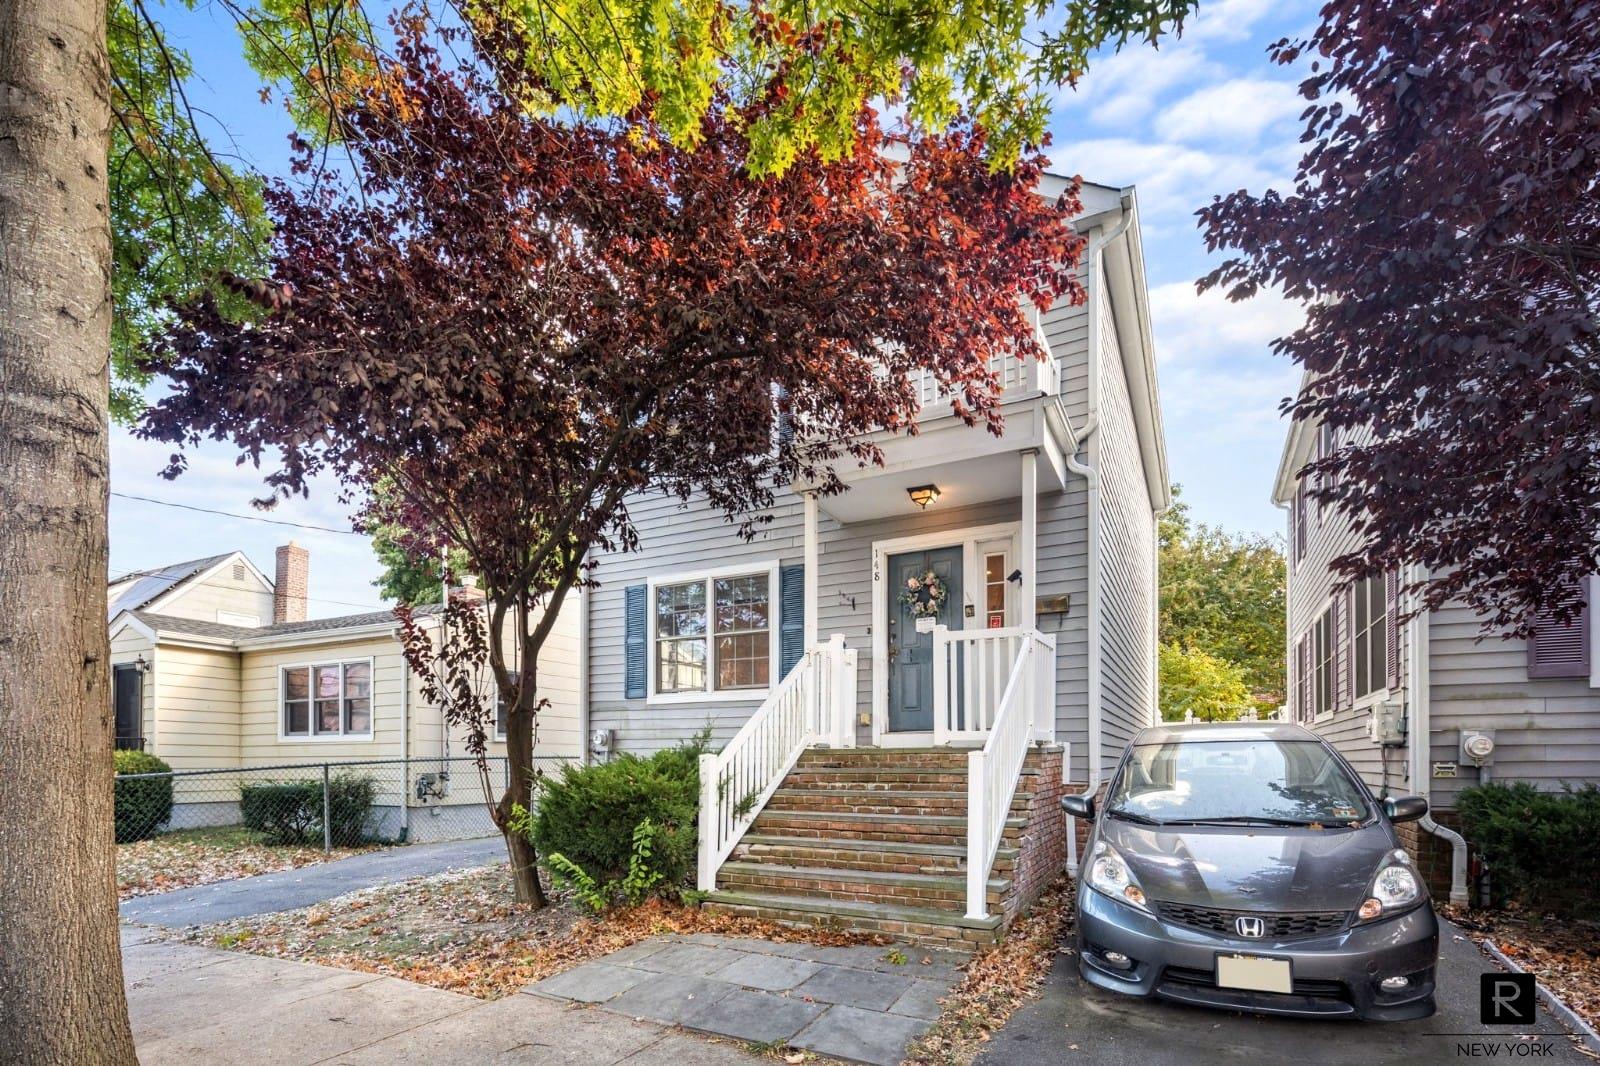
[273,541,309,623]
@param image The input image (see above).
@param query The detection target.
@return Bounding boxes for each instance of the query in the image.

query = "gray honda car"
[1061,722,1439,1021]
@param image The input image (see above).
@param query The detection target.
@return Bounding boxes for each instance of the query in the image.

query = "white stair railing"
[696,634,857,892]
[965,629,1055,919]
[932,626,1027,744]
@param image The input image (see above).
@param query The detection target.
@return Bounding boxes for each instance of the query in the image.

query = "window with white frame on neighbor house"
[654,572,771,695]
[281,661,371,737]
[1351,575,1388,700]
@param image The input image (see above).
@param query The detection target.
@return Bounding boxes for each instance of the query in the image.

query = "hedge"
[113,749,173,843]
[1457,781,1600,918]
[240,773,377,846]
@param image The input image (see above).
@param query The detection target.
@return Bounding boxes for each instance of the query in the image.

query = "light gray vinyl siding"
[1284,423,1405,796]
[1094,282,1156,772]
[1044,282,1091,427]
[588,484,1093,773]
[1286,420,1600,809]
[1425,601,1600,808]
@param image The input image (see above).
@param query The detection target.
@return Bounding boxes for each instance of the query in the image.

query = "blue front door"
[887,547,963,732]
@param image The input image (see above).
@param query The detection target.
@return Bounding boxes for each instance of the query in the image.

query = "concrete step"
[731,833,1019,876]
[702,889,1006,950]
[718,861,1008,911]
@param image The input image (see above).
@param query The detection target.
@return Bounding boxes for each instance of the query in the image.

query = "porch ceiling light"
[907,484,941,509]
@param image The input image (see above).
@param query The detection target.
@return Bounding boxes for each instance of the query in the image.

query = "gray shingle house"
[579,176,1168,945]
[1274,396,1598,903]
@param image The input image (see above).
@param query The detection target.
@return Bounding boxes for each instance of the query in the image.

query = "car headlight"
[1088,842,1150,911]
[1357,849,1423,921]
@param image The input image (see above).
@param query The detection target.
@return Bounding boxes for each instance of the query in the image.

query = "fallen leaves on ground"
[1443,903,1600,1042]
[118,827,370,899]
[903,878,1074,1066]
[181,863,887,1000]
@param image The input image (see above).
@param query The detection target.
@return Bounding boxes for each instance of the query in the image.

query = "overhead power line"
[111,491,364,536]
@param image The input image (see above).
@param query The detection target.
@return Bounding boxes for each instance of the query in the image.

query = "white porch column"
[1020,450,1038,630]
[803,490,819,650]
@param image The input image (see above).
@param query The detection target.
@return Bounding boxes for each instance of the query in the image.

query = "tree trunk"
[0,0,134,1061]
[496,679,547,906]
[496,688,547,902]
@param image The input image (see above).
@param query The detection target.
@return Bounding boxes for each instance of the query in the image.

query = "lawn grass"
[117,825,374,899]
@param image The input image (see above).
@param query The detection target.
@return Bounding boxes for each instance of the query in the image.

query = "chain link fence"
[114,755,571,850]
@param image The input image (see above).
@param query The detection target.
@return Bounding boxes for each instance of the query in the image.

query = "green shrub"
[113,749,173,843]
[531,732,709,895]
[241,781,321,844]
[1458,782,1600,918]
[326,773,377,846]
[241,774,377,846]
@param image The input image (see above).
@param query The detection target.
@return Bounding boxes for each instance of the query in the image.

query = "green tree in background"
[1159,643,1253,722]
[481,0,1198,174]
[1160,486,1286,712]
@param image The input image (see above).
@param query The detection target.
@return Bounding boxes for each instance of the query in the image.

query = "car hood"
[1098,817,1395,912]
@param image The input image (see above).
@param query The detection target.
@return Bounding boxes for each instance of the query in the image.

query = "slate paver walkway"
[526,933,966,1065]
[124,926,763,1065]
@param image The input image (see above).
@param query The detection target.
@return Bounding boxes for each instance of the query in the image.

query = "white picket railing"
[908,345,1059,410]
[696,635,857,892]
[964,629,1055,918]
[932,626,1055,746]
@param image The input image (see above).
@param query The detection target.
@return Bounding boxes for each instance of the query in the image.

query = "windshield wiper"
[1105,810,1166,826]
[1159,816,1326,828]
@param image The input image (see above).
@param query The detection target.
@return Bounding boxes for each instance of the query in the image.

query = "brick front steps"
[701,745,1066,950]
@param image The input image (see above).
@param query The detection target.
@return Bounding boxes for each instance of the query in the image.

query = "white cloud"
[1148,280,1305,366]
[1154,78,1305,144]
[1050,136,1296,232]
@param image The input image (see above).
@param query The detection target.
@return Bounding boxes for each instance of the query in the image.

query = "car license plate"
[1216,954,1292,994]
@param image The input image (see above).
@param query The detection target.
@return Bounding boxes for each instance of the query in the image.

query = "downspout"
[1071,197,1133,798]
[397,633,411,843]
[578,583,591,766]
[1404,564,1470,903]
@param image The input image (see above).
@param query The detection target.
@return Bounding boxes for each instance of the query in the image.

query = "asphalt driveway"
[978,919,1593,1065]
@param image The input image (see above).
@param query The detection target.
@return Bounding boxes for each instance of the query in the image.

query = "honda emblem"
[1235,916,1266,939]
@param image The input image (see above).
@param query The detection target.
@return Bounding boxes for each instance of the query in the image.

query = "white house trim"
[645,557,782,706]
[870,521,1020,747]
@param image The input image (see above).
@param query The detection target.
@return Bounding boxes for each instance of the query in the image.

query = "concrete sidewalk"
[124,926,762,1065]
[120,836,505,928]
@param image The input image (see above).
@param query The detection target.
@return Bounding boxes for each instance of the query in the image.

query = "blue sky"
[109,0,1316,616]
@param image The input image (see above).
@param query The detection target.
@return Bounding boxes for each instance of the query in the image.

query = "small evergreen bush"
[113,749,173,843]
[1457,782,1600,918]
[239,773,376,846]
[531,731,709,895]
[241,781,320,844]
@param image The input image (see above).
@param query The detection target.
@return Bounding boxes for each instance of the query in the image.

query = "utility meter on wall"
[1460,729,1496,766]
[1368,700,1406,746]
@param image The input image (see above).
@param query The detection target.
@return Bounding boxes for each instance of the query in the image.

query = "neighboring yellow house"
[107,543,584,843]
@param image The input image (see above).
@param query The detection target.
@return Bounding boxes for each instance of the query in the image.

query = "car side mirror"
[1061,793,1095,820]
[1384,795,1428,824]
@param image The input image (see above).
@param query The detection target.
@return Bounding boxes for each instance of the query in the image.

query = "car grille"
[1156,901,1349,940]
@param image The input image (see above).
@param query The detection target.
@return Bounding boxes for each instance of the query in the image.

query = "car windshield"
[1104,739,1372,826]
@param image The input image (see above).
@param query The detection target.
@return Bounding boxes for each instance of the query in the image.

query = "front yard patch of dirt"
[181,863,889,1000]
[118,826,372,899]
[904,878,1074,1066]
[1444,904,1600,1040]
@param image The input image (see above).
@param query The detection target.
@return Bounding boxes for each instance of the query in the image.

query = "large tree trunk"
[0,0,134,1061]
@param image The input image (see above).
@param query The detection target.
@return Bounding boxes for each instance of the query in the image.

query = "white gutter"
[1403,564,1470,903]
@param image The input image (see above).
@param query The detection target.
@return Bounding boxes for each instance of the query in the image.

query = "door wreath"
[898,570,949,619]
